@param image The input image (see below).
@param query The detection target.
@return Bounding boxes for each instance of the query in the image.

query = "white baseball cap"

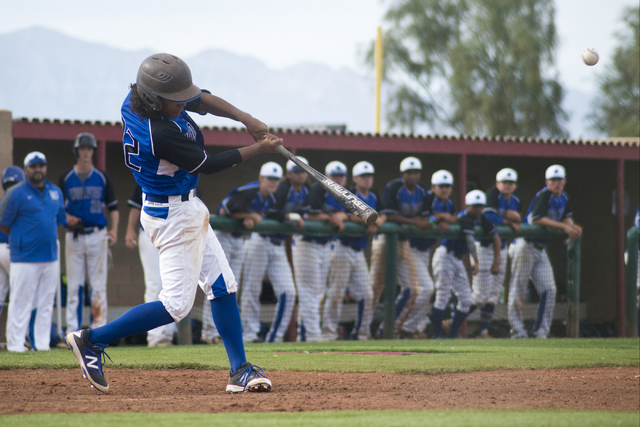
[431,169,454,185]
[400,156,422,172]
[259,162,283,179]
[545,165,566,179]
[24,151,48,167]
[286,156,308,172]
[496,168,518,182]
[465,189,487,206]
[325,161,347,176]
[353,161,375,177]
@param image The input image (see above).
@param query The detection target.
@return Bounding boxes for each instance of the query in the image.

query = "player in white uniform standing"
[472,168,521,338]
[0,167,26,325]
[65,53,279,393]
[59,133,119,332]
[125,184,175,347]
[295,161,348,341]
[508,165,581,338]
[322,161,383,340]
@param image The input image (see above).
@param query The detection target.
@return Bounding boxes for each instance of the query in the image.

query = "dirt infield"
[1,367,638,414]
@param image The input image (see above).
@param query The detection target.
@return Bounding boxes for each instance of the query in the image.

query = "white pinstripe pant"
[472,243,508,305]
[432,246,473,313]
[402,246,434,334]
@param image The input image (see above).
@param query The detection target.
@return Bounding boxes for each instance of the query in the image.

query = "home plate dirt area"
[0,367,638,414]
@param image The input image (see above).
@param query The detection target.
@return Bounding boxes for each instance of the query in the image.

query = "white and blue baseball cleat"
[226,362,272,393]
[66,329,110,392]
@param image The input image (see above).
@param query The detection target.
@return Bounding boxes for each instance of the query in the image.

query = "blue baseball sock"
[448,309,469,338]
[478,303,495,332]
[210,294,246,372]
[89,301,174,348]
[431,307,445,338]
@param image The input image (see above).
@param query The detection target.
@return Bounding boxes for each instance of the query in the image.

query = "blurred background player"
[125,184,175,347]
[401,169,457,338]
[236,162,297,343]
[472,168,521,338]
[508,165,581,338]
[0,167,26,325]
[432,190,500,339]
[0,152,67,351]
[59,133,119,332]
[295,161,348,341]
[322,161,384,340]
[376,157,431,337]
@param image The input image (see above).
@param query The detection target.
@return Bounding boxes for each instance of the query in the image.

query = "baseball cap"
[259,162,283,179]
[24,151,48,167]
[400,156,422,172]
[325,161,347,176]
[545,165,566,179]
[465,189,487,206]
[353,161,375,177]
[496,168,518,182]
[431,170,454,185]
[286,156,308,172]
[2,166,26,188]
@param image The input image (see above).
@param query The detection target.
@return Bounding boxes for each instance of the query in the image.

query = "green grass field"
[1,338,639,426]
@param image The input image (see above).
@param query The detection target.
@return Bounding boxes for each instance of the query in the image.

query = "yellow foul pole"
[374,27,383,134]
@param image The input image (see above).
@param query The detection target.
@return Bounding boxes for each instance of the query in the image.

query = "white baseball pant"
[202,231,244,341]
[141,193,237,323]
[472,243,508,305]
[293,238,331,341]
[0,243,10,316]
[138,229,175,346]
[240,234,296,342]
[507,239,556,338]
[323,240,373,339]
[6,261,59,351]
[402,246,434,334]
[432,246,473,313]
[65,227,109,332]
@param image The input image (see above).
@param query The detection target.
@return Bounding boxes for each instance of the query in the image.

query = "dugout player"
[374,157,431,336]
[125,184,175,347]
[322,161,383,340]
[296,161,348,341]
[0,152,67,351]
[431,190,501,339]
[507,165,581,339]
[401,169,458,338]
[59,133,119,332]
[0,167,26,322]
[66,53,279,393]
[472,168,521,338]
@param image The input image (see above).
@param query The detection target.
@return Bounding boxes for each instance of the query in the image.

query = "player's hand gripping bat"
[276,145,379,225]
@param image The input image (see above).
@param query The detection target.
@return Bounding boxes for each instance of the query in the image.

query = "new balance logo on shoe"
[86,355,100,371]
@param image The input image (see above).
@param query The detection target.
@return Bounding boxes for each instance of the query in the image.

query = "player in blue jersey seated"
[59,133,119,333]
[508,165,581,339]
[295,161,349,341]
[431,190,501,339]
[0,167,26,329]
[65,53,281,393]
[323,161,385,340]
[0,153,67,352]
[472,168,522,338]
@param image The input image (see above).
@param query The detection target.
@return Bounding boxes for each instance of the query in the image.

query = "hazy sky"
[2,0,637,93]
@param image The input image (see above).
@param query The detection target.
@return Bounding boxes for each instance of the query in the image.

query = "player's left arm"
[194,92,268,142]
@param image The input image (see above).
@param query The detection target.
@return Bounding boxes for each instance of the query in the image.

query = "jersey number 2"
[124,129,142,172]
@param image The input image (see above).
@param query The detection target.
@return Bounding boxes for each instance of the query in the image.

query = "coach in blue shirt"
[0,152,66,351]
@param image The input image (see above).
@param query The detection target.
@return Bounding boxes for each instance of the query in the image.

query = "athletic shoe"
[226,362,272,393]
[66,329,111,392]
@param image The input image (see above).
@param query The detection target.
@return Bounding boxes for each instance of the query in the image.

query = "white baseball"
[582,48,599,66]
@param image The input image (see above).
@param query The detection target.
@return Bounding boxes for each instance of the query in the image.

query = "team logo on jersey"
[49,190,60,200]
[186,122,197,141]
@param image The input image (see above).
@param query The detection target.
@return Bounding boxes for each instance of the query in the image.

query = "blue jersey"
[381,178,430,243]
[442,209,497,258]
[265,180,310,242]
[220,182,276,216]
[634,205,639,228]
[303,181,346,244]
[482,187,521,248]
[410,191,455,251]
[58,167,117,228]
[339,187,381,250]
[0,180,66,262]
[0,230,7,244]
[524,187,573,246]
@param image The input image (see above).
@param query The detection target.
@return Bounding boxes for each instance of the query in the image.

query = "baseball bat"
[276,145,379,225]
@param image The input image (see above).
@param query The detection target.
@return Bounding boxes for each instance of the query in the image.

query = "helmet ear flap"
[137,85,163,111]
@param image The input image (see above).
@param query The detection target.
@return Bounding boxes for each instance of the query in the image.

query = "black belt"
[532,243,546,250]
[302,236,329,245]
[342,242,364,252]
[269,237,284,246]
[145,191,192,203]
[71,226,104,235]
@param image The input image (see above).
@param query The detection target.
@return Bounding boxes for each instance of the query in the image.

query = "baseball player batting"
[66,53,279,393]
